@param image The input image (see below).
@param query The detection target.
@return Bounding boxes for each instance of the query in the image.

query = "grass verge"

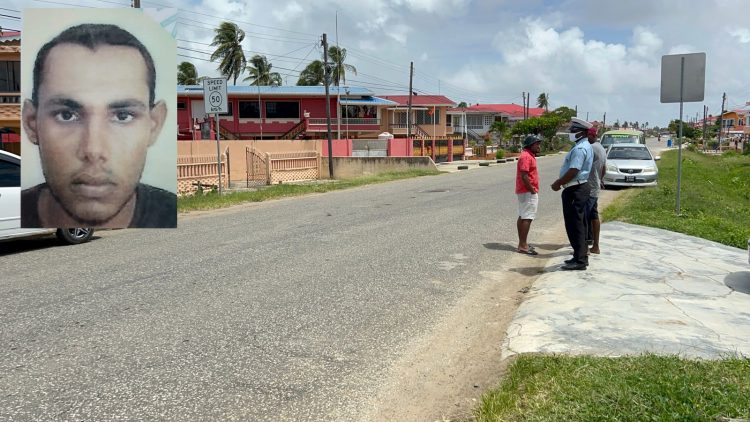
[476,150,750,421]
[177,169,441,212]
[475,354,750,421]
[602,149,750,249]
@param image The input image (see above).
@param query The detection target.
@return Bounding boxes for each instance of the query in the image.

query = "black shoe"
[561,262,587,271]
[564,258,577,264]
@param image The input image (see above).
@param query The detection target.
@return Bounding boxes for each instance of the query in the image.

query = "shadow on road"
[0,236,102,256]
[725,271,750,295]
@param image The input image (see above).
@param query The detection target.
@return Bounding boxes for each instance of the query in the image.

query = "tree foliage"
[177,61,199,85]
[537,93,549,111]
[243,55,282,86]
[328,46,356,86]
[297,60,325,86]
[668,119,698,139]
[210,21,247,85]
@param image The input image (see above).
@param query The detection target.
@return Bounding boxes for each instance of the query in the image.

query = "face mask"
[569,133,579,142]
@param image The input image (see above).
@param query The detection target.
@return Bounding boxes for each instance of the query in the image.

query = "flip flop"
[517,248,539,255]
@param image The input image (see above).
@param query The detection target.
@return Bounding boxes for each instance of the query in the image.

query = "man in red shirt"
[516,135,542,255]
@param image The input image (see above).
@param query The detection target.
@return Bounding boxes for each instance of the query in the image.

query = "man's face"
[530,141,541,154]
[24,43,166,225]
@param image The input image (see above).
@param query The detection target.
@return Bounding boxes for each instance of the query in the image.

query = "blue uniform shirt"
[559,138,593,183]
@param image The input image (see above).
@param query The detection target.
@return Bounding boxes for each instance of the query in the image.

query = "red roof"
[379,95,456,107]
[449,103,545,118]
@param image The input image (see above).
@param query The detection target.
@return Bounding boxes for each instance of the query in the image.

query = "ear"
[148,100,168,147]
[22,99,40,145]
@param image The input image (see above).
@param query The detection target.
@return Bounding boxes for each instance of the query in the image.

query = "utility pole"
[322,34,334,179]
[603,112,606,128]
[335,11,341,141]
[575,105,578,117]
[522,92,526,120]
[132,0,140,7]
[717,92,726,150]
[407,61,413,139]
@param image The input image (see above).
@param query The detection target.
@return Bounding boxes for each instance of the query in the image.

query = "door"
[0,156,21,231]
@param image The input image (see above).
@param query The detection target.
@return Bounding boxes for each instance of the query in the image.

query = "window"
[219,102,233,117]
[483,115,493,126]
[239,100,261,118]
[177,102,186,110]
[0,61,20,93]
[466,115,483,127]
[415,109,439,124]
[265,101,299,119]
[0,159,20,188]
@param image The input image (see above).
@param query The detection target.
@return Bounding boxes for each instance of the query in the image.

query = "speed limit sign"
[203,78,228,114]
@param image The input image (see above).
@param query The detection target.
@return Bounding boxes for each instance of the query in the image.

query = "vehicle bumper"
[603,172,658,187]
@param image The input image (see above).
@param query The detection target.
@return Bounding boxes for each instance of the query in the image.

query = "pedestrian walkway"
[502,221,750,360]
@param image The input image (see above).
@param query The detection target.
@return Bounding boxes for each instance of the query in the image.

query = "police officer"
[551,118,594,270]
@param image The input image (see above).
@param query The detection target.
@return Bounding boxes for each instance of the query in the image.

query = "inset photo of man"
[21,8,177,228]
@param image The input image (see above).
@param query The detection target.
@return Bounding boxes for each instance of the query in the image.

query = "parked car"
[0,149,94,245]
[600,129,646,148]
[602,144,660,187]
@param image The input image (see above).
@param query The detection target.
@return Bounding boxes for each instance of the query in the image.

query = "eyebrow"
[45,98,83,110]
[109,100,148,109]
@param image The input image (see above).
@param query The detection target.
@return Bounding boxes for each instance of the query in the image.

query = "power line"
[177,17,317,44]
[142,0,317,37]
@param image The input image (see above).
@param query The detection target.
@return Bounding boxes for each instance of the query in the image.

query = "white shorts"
[517,192,539,220]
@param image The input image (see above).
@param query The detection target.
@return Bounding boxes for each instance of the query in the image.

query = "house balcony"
[306,118,381,133]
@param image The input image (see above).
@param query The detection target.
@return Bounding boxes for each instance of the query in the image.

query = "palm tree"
[537,93,549,111]
[177,61,199,85]
[243,55,282,86]
[209,21,247,85]
[328,46,356,86]
[297,60,325,86]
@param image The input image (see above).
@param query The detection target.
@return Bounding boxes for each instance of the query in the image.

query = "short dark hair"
[32,23,156,107]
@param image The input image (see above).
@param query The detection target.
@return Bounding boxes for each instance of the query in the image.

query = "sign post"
[203,78,228,195]
[660,52,705,215]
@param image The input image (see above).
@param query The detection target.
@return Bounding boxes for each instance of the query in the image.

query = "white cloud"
[272,2,305,24]
[728,27,750,43]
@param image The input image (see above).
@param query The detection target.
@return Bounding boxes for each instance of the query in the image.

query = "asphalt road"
[1,152,569,421]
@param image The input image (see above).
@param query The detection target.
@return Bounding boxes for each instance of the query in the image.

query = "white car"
[0,149,94,244]
[602,144,660,187]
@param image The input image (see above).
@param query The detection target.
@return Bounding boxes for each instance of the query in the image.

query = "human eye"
[112,110,137,123]
[53,109,80,123]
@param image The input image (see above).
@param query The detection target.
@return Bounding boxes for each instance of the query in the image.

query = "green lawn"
[476,149,750,421]
[475,354,750,421]
[177,169,441,212]
[602,149,750,249]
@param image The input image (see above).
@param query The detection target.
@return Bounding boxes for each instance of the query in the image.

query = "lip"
[71,176,116,199]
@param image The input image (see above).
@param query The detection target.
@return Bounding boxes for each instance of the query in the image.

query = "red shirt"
[515,148,539,194]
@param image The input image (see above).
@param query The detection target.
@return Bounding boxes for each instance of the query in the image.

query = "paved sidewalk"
[502,221,750,360]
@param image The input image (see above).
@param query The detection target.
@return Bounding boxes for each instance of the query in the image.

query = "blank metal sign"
[660,52,706,103]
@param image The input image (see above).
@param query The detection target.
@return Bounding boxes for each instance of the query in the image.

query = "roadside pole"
[204,77,228,195]
[660,52,706,216]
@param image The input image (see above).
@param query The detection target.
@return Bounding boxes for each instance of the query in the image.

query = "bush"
[686,143,697,152]
[509,145,520,153]
[496,149,505,159]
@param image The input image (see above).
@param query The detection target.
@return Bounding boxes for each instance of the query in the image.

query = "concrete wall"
[321,156,437,180]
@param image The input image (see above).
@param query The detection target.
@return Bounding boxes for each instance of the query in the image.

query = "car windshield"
[608,147,652,160]
[601,134,640,145]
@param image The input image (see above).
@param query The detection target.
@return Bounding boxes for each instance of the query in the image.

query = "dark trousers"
[562,183,591,265]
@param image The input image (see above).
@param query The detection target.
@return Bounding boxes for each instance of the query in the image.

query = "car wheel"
[56,228,94,245]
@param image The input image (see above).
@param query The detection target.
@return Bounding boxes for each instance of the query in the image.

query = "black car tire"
[56,228,94,245]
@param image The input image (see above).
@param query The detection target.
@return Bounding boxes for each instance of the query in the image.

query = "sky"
[4,0,750,128]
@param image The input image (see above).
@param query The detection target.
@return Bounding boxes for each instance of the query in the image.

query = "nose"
[78,116,111,163]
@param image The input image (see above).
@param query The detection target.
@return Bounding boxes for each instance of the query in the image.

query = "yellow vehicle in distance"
[600,129,646,148]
